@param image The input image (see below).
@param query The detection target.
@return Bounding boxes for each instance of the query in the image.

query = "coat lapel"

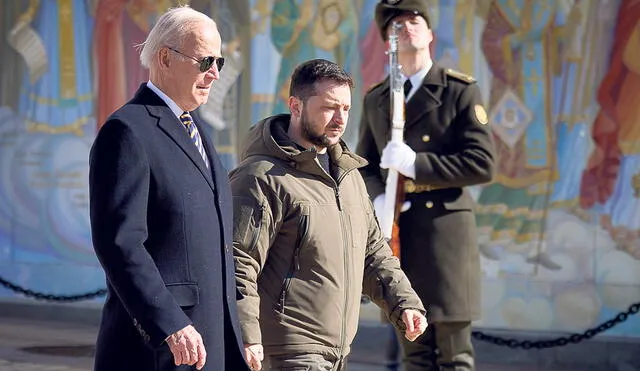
[376,76,391,121]
[404,64,445,129]
[136,86,216,193]
[375,77,393,141]
[375,65,447,133]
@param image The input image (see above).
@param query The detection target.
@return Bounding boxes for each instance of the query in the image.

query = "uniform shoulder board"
[366,80,385,93]
[445,68,476,84]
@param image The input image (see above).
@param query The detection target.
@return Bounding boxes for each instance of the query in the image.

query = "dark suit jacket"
[89,84,248,371]
[356,64,496,322]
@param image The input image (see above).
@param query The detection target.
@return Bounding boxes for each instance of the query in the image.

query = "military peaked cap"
[375,0,431,40]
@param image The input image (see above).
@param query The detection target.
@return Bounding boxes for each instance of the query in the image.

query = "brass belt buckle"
[405,180,436,193]
[405,180,417,193]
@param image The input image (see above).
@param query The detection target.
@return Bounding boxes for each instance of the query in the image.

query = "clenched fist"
[401,309,428,341]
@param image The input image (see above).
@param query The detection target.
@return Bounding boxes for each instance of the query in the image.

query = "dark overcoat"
[356,64,496,322]
[89,85,249,370]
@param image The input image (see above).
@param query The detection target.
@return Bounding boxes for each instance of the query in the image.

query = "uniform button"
[425,201,434,209]
[422,135,430,142]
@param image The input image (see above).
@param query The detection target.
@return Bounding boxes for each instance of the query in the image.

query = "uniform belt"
[404,180,441,193]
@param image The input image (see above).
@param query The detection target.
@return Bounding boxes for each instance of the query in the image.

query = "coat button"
[422,135,430,142]
[425,201,434,208]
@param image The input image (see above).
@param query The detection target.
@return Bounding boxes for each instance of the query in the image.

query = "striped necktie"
[180,112,210,168]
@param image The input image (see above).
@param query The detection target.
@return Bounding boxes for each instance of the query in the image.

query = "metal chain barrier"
[2,273,639,349]
[472,302,640,349]
[0,275,106,302]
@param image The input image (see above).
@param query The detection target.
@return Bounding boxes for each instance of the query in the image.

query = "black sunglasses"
[167,47,224,72]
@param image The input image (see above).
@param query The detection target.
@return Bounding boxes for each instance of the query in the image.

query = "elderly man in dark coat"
[89,6,248,371]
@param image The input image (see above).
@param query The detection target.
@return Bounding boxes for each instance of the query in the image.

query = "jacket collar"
[244,114,368,182]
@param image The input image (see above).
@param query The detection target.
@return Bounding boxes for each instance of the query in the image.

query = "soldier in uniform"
[356,1,496,370]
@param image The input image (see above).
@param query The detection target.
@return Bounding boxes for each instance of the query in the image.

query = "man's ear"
[288,96,302,118]
[158,47,171,70]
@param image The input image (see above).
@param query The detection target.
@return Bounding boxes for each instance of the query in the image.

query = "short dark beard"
[300,106,331,148]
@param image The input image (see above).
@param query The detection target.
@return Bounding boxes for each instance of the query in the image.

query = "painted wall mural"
[0,0,639,337]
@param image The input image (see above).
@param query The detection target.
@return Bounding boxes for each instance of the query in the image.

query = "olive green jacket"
[231,114,424,358]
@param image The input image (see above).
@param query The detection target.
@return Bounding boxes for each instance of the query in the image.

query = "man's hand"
[380,141,417,179]
[401,309,428,341]
[244,343,264,371]
[373,193,411,218]
[166,325,207,370]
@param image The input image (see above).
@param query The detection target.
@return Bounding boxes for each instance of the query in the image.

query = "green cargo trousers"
[263,353,346,371]
[397,321,475,371]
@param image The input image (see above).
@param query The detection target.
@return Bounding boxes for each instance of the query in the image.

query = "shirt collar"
[402,59,433,100]
[146,81,184,119]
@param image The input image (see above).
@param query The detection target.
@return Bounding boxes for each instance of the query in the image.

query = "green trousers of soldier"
[396,321,474,371]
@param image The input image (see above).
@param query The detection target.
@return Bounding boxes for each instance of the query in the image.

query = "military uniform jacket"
[356,63,496,322]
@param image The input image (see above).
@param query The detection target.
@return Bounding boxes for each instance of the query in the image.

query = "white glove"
[373,194,411,218]
[380,141,417,179]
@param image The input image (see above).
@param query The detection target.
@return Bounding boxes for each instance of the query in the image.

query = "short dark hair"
[289,59,354,101]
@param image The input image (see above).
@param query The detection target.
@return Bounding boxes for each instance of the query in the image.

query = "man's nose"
[334,109,347,124]
[206,65,220,80]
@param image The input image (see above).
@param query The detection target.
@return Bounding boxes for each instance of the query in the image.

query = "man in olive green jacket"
[231,59,427,371]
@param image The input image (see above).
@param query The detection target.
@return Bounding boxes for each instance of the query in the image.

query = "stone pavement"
[0,360,87,371]
[0,315,534,371]
[0,314,637,371]
[0,316,94,371]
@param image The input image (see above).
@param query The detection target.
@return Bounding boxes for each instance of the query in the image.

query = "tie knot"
[403,79,413,98]
[180,112,193,126]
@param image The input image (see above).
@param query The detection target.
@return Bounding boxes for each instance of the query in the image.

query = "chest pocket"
[347,205,369,249]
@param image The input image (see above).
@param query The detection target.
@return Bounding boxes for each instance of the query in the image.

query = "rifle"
[380,21,406,259]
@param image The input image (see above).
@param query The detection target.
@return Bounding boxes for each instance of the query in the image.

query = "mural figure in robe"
[580,0,640,260]
[12,0,95,136]
[475,0,565,270]
[549,0,618,218]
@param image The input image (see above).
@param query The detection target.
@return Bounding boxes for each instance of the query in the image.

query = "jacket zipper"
[303,163,357,354]
[336,185,349,360]
[333,168,359,359]
[276,214,309,314]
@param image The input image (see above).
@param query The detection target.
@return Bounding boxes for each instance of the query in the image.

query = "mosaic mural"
[0,0,638,336]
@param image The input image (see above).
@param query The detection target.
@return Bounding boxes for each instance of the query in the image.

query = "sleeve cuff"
[240,322,262,345]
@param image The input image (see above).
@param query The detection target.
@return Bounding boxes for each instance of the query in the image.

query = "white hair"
[138,6,216,69]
